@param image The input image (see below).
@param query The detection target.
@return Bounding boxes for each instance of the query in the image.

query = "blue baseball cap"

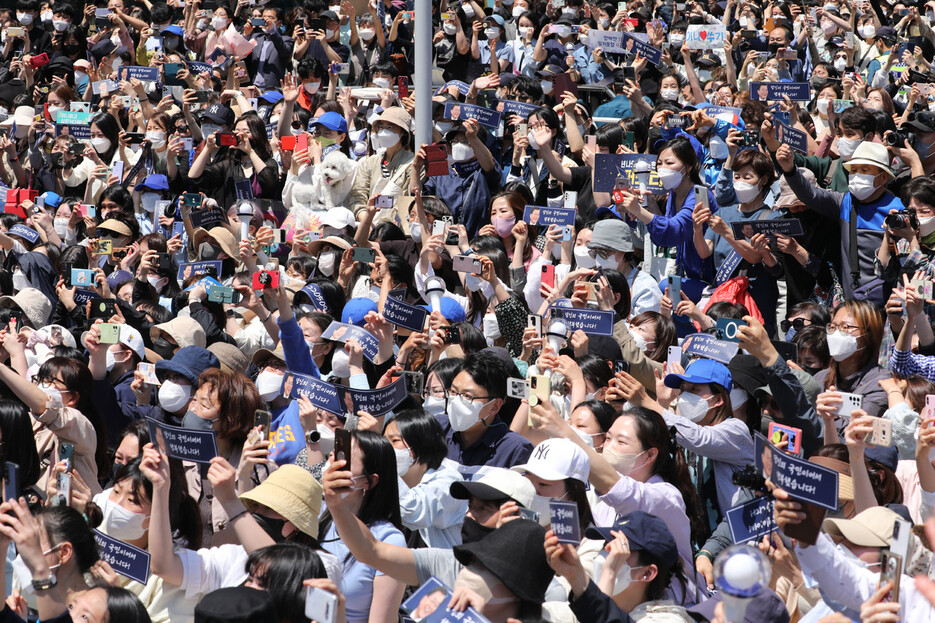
[138,174,169,192]
[163,25,184,37]
[155,345,220,385]
[259,91,283,104]
[420,296,467,324]
[484,14,505,27]
[40,191,62,208]
[311,111,348,134]
[341,297,378,326]
[585,511,679,569]
[664,358,732,392]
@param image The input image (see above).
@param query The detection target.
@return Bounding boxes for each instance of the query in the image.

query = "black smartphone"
[3,462,20,505]
[254,409,271,436]
[333,428,352,467]
[125,132,146,145]
[63,262,75,287]
[442,326,461,344]
[88,297,117,321]
[613,360,630,374]
[155,252,173,273]
[58,443,75,472]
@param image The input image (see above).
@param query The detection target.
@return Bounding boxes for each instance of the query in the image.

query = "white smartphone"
[305,586,337,623]
[667,345,682,369]
[836,392,863,417]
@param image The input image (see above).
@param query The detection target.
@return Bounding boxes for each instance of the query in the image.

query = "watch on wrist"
[32,572,57,591]
[306,429,321,444]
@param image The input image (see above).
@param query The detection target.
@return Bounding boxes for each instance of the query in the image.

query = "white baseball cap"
[118,325,146,360]
[511,438,590,484]
[449,467,536,509]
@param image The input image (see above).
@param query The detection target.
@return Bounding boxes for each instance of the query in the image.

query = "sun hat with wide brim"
[240,465,323,538]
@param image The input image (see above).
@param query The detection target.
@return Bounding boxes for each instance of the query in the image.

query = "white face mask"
[47,105,62,121]
[629,329,648,352]
[16,12,33,25]
[677,392,713,423]
[331,348,351,378]
[447,395,492,432]
[53,19,69,32]
[318,250,337,276]
[373,77,391,90]
[817,99,830,115]
[574,245,595,268]
[409,222,423,243]
[657,166,683,190]
[212,16,228,31]
[256,370,284,402]
[91,136,112,153]
[93,490,148,540]
[41,10,52,22]
[451,142,475,162]
[528,494,554,526]
[147,275,167,292]
[141,192,160,213]
[104,349,129,373]
[540,79,554,95]
[733,180,761,204]
[730,387,748,409]
[38,383,63,407]
[371,128,400,150]
[837,137,860,160]
[602,446,647,476]
[394,447,414,476]
[359,27,376,41]
[859,25,876,39]
[660,88,679,101]
[833,57,847,72]
[827,330,860,361]
[595,253,619,270]
[12,269,30,291]
[848,172,878,201]
[482,312,501,343]
[484,27,500,39]
[303,81,321,95]
[512,6,524,17]
[821,21,835,34]
[146,130,166,149]
[422,395,447,416]
[53,218,69,237]
[919,216,935,237]
[158,380,191,413]
[325,28,336,38]
[593,552,637,595]
[708,135,729,160]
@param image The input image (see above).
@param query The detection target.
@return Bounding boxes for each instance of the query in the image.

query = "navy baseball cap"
[664,358,733,392]
[585,511,679,569]
[156,346,220,385]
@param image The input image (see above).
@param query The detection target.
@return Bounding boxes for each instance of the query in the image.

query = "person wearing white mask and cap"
[133,174,170,236]
[347,107,414,220]
[586,219,661,315]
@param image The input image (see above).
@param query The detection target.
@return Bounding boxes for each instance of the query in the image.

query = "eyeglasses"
[32,375,67,389]
[425,386,446,398]
[446,389,490,404]
[780,318,814,333]
[827,323,861,336]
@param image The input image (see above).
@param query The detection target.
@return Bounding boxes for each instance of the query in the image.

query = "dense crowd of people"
[4,0,935,622]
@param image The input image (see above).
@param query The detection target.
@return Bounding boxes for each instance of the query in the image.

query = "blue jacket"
[268,316,321,465]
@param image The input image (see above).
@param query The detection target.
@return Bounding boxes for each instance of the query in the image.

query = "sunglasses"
[779,318,815,333]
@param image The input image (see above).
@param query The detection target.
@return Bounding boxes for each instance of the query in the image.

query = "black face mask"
[198,242,222,261]
[63,44,81,55]
[460,516,495,544]
[152,336,176,360]
[252,513,287,542]
[647,126,663,151]
[800,365,823,376]
[768,42,782,54]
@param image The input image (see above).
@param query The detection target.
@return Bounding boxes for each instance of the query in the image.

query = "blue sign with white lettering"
[495,99,540,119]
[342,377,408,417]
[94,530,151,585]
[282,372,344,415]
[750,82,811,102]
[382,294,427,332]
[146,418,218,464]
[682,332,739,365]
[725,496,776,545]
[522,205,576,226]
[623,33,663,65]
[549,500,581,545]
[120,65,160,83]
[177,261,223,281]
[444,101,502,130]
[754,433,839,511]
[559,308,615,336]
[593,153,663,193]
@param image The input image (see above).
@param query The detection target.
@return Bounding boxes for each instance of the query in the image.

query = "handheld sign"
[587,29,626,53]
[754,432,839,511]
[443,101,502,130]
[522,205,576,227]
[774,122,809,154]
[681,333,739,365]
[94,531,151,585]
[725,496,776,545]
[730,218,804,239]
[338,377,409,417]
[281,372,345,415]
[146,418,218,464]
[750,82,811,102]
[402,577,492,623]
[685,24,728,49]
[556,308,615,336]
[321,322,380,363]
[549,500,581,545]
[382,294,428,332]
[177,261,223,281]
[623,33,663,65]
[593,154,662,193]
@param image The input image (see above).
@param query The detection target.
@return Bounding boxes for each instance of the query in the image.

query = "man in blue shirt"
[436,349,533,480]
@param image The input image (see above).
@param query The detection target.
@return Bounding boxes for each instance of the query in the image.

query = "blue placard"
[146,418,218,464]
[281,372,344,415]
[623,33,663,65]
[382,294,428,332]
[299,284,331,313]
[495,99,540,119]
[187,61,212,76]
[754,432,839,511]
[730,218,804,240]
[587,29,626,53]
[177,261,223,281]
[183,275,224,292]
[342,377,408,417]
[321,322,380,363]
[775,122,808,155]
[522,205,576,227]
[681,332,739,365]
[402,577,492,623]
[443,101,502,130]
[725,496,776,545]
[549,500,581,545]
[557,308,615,336]
[56,124,92,140]
[91,79,120,95]
[750,82,811,102]
[119,65,160,83]
[265,122,276,139]
[704,105,743,122]
[592,153,663,193]
[234,179,254,200]
[93,530,151,585]
[8,224,39,244]
[435,80,472,96]
[73,288,97,305]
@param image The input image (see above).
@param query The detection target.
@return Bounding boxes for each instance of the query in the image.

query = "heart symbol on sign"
[700,31,707,40]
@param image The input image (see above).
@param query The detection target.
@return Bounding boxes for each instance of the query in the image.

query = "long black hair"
[89,112,121,163]
[0,400,41,489]
[658,136,702,185]
[40,505,99,573]
[246,543,326,623]
[98,586,152,623]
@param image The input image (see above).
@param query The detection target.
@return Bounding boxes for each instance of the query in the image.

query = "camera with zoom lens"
[732,465,768,494]
[884,209,918,231]
[886,129,917,148]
